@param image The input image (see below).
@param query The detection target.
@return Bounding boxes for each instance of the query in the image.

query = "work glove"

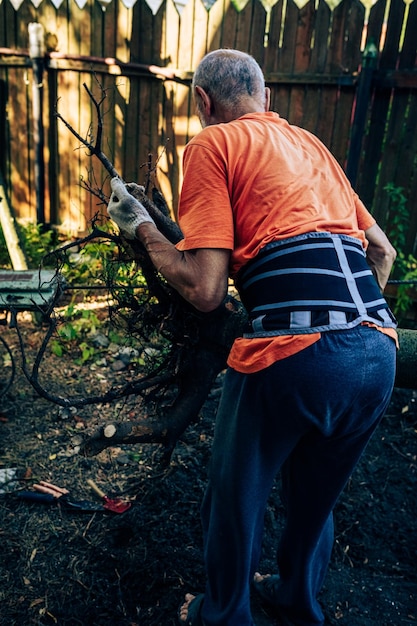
[107,177,155,239]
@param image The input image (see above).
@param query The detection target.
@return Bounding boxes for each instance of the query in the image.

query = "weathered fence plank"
[365,0,386,52]
[208,0,230,52]
[357,0,405,223]
[220,1,243,49]
[287,1,315,128]
[245,1,267,62]
[369,0,417,244]
[0,0,416,250]
[264,0,284,74]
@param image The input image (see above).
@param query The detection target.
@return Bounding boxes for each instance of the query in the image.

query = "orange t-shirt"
[176,112,389,373]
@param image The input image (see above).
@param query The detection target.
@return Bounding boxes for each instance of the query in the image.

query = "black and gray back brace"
[235,232,397,338]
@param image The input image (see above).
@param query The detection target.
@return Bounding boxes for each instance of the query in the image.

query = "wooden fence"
[0,0,416,254]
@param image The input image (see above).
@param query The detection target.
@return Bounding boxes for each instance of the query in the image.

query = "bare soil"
[0,318,416,626]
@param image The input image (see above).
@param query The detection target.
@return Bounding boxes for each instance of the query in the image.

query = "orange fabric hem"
[361,323,399,349]
[227,325,399,374]
[227,334,321,374]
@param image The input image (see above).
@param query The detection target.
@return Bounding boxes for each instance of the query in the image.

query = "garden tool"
[86,478,131,514]
[18,480,104,512]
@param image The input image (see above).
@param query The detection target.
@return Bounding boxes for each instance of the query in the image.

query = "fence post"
[28,23,46,226]
[345,41,378,188]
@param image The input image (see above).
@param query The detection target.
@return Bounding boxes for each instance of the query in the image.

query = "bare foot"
[253,571,271,583]
[178,593,196,623]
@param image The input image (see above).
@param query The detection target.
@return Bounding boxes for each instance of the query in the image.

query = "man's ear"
[264,87,271,112]
[195,85,212,117]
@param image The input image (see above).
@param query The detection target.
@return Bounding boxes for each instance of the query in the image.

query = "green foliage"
[51,308,101,363]
[50,340,64,357]
[0,220,169,378]
[0,221,58,268]
[395,257,417,317]
[22,223,58,267]
[383,183,417,320]
[384,183,409,253]
[0,228,10,266]
[51,240,161,367]
[59,238,116,285]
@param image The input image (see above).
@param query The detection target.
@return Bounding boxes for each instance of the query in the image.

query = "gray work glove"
[107,177,155,239]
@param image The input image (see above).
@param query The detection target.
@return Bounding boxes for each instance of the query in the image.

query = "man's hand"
[107,177,155,239]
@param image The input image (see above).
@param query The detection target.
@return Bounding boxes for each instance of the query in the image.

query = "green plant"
[384,183,409,254]
[51,307,101,363]
[0,221,58,268]
[59,238,116,285]
[22,223,58,267]
[1,220,166,375]
[0,227,10,266]
[383,183,417,319]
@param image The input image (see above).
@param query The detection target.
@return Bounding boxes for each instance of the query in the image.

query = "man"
[107,49,397,626]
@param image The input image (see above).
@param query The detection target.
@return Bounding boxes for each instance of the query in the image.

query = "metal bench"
[0,269,64,398]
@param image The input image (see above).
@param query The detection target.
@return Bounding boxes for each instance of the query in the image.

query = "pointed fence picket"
[0,0,416,255]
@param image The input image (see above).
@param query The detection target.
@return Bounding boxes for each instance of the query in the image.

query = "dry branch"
[18,84,247,461]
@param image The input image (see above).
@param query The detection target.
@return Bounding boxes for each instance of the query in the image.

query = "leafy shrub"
[0,222,58,268]
[383,183,417,321]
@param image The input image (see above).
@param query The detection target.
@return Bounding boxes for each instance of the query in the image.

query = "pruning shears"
[18,480,105,512]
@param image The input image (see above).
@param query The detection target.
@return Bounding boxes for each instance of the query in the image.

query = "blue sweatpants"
[200,326,396,626]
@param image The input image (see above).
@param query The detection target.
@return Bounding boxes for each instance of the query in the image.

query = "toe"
[179,593,196,623]
[253,572,271,583]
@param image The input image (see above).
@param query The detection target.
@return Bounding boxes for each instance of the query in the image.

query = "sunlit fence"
[0,0,416,254]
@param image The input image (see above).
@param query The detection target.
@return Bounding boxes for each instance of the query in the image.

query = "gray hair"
[192,49,266,109]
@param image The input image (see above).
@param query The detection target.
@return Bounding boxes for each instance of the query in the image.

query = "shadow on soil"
[0,323,416,626]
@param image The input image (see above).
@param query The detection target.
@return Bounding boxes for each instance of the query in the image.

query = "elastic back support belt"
[235,232,397,338]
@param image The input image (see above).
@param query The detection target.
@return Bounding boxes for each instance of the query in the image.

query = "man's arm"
[364,223,397,291]
[107,177,230,313]
[136,222,230,313]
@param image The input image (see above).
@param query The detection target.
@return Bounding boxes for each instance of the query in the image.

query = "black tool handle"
[17,491,104,512]
[18,491,56,504]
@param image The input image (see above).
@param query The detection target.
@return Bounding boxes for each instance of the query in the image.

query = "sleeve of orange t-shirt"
[353,191,376,232]
[175,143,234,252]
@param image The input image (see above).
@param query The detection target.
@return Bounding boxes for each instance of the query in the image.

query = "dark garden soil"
[0,317,416,626]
